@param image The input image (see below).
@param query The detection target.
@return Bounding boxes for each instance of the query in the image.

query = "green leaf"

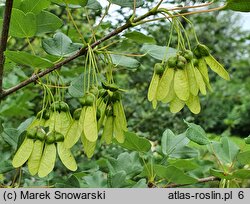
[10,9,36,38]
[55,175,80,188]
[110,54,140,68]
[42,32,82,57]
[170,146,199,159]
[68,74,85,97]
[86,0,102,10]
[232,169,250,179]
[225,0,250,12]
[124,31,156,44]
[131,179,147,188]
[117,131,151,153]
[107,152,142,176]
[109,0,144,8]
[141,44,177,61]
[109,171,127,187]
[169,159,199,171]
[210,169,233,179]
[184,121,210,145]
[204,55,230,81]
[0,160,15,174]
[51,0,88,8]
[83,171,107,187]
[154,165,197,184]
[237,151,250,165]
[0,128,19,149]
[245,135,250,144]
[20,0,51,14]
[5,51,53,68]
[211,137,240,164]
[161,129,189,156]
[36,11,63,35]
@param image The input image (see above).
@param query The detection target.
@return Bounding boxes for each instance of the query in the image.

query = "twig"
[0,0,13,96]
[164,176,220,188]
[0,8,158,100]
[0,2,223,100]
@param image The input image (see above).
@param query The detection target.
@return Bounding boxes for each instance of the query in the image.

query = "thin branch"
[0,2,222,100]
[0,0,13,96]
[164,176,220,188]
[0,8,159,100]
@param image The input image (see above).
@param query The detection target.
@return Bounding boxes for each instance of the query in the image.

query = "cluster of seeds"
[12,84,127,177]
[148,44,230,114]
[12,102,77,177]
[65,83,127,158]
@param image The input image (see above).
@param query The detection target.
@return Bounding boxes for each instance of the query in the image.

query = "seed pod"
[59,101,70,112]
[55,111,72,136]
[154,63,164,76]
[167,56,177,68]
[183,50,194,62]
[97,99,107,130]
[186,63,199,96]
[186,94,201,114]
[46,132,55,144]
[81,132,96,159]
[152,99,158,109]
[64,120,81,148]
[174,69,189,101]
[83,106,98,142]
[197,59,213,92]
[26,128,37,139]
[78,107,86,134]
[89,86,99,97]
[205,55,230,81]
[161,80,175,103]
[102,115,114,144]
[113,116,125,143]
[194,68,207,95]
[38,143,56,178]
[193,47,202,59]
[36,110,50,120]
[73,108,82,120]
[12,138,34,168]
[147,72,160,102]
[50,101,61,112]
[197,44,210,57]
[57,142,77,171]
[192,58,199,67]
[178,55,187,64]
[170,96,185,113]
[102,82,119,92]
[156,68,175,101]
[197,58,209,83]
[55,132,64,142]
[28,140,44,175]
[176,61,185,69]
[84,93,95,106]
[36,128,46,141]
[113,101,127,131]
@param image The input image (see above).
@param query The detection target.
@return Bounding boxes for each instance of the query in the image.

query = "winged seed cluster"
[12,85,127,177]
[148,44,230,114]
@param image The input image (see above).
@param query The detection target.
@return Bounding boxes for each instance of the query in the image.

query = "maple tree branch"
[164,176,220,188]
[0,0,13,97]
